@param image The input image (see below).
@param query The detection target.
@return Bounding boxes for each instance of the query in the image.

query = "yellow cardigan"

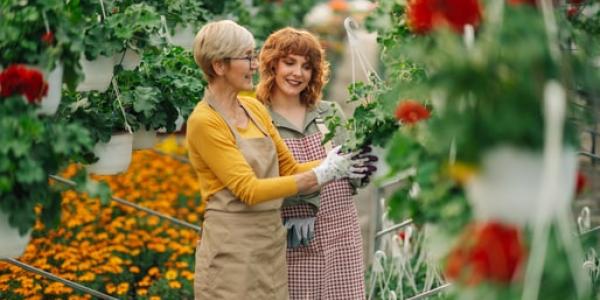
[186,96,318,205]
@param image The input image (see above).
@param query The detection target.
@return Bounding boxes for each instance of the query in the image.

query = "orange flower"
[395,100,430,124]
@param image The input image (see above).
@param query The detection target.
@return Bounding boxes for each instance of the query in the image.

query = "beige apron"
[194,98,288,300]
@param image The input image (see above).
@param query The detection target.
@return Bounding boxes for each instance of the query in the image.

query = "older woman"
[257,27,375,299]
[187,20,369,299]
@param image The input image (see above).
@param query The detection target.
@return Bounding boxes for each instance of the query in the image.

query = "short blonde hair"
[193,20,255,82]
[256,27,329,107]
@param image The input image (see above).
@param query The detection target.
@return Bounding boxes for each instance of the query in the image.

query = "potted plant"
[58,89,133,175]
[0,65,96,258]
[144,0,210,49]
[0,0,86,115]
[77,2,162,91]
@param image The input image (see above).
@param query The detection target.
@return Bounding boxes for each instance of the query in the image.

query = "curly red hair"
[256,27,329,107]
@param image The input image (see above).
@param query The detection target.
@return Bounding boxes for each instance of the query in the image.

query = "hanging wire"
[111,78,133,134]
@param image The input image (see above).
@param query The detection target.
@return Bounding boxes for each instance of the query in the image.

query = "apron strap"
[315,117,333,153]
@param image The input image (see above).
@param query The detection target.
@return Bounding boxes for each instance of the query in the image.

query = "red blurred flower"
[0,64,48,104]
[507,0,537,5]
[576,171,587,196]
[395,100,430,124]
[397,230,406,241]
[445,222,526,285]
[407,0,483,34]
[41,31,54,44]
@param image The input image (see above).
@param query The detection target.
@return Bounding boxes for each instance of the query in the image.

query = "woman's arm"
[188,112,320,205]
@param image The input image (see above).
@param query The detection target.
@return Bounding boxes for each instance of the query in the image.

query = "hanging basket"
[133,128,157,150]
[36,62,64,116]
[87,133,133,175]
[76,55,115,92]
[115,48,141,71]
[168,24,196,50]
[0,210,31,259]
[465,145,577,226]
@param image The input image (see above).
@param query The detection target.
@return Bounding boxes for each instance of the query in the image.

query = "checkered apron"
[281,132,365,300]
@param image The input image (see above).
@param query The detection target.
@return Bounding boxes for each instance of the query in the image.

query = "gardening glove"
[284,217,315,248]
[351,145,379,186]
[313,145,365,185]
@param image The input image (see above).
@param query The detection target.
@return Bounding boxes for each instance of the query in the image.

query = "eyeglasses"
[225,55,259,67]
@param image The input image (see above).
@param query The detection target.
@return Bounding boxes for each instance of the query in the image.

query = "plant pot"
[114,48,141,71]
[0,210,31,259]
[133,128,157,150]
[76,55,115,92]
[36,62,64,115]
[87,133,133,175]
[168,24,196,50]
[465,146,577,226]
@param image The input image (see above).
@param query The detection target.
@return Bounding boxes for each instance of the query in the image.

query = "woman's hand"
[312,146,369,185]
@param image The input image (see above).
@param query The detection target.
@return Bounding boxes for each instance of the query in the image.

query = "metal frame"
[2,258,118,300]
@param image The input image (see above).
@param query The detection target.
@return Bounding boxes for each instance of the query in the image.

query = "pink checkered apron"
[281,132,365,300]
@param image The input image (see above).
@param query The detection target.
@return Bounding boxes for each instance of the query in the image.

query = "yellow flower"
[78,272,96,282]
[148,267,160,277]
[116,282,129,295]
[105,283,116,294]
[165,269,178,280]
[129,266,140,273]
[150,296,161,300]
[168,281,182,289]
[181,270,194,281]
[447,162,478,185]
[137,288,148,296]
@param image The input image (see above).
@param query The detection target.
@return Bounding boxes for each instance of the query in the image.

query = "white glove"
[313,146,368,185]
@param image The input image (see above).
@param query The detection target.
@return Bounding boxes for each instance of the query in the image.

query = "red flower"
[507,0,537,5]
[41,31,54,44]
[0,64,48,104]
[397,231,406,241]
[395,100,430,124]
[445,222,526,285]
[576,171,587,196]
[407,0,483,34]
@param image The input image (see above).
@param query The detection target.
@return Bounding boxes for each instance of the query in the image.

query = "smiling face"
[272,54,313,98]
[223,48,258,92]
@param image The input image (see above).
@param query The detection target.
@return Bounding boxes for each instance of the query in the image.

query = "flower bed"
[0,137,203,299]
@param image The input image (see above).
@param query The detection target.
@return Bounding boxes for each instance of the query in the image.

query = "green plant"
[58,89,129,147]
[324,75,400,152]
[81,3,162,60]
[0,0,86,87]
[0,96,101,234]
[133,46,206,132]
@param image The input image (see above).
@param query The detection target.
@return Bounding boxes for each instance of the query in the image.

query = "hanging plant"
[0,65,107,236]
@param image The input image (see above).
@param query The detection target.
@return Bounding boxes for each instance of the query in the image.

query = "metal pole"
[375,219,413,238]
[49,175,202,233]
[406,283,452,300]
[2,258,119,300]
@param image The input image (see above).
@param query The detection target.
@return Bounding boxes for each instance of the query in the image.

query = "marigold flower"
[407,0,483,34]
[169,281,182,289]
[165,269,178,280]
[395,100,430,124]
[116,282,129,295]
[445,222,526,285]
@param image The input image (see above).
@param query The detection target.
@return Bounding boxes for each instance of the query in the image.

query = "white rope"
[344,17,381,85]
[111,78,133,134]
[98,0,107,19]
[160,15,173,44]
[41,11,50,33]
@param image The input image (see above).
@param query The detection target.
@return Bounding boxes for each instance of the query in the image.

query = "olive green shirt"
[268,100,360,213]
